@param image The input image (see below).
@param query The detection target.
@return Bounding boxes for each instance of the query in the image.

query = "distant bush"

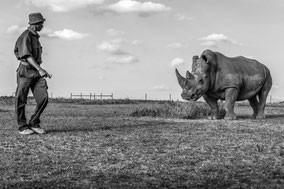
[48,98,163,105]
[130,101,225,119]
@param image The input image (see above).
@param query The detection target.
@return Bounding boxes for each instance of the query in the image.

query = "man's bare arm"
[26,56,49,77]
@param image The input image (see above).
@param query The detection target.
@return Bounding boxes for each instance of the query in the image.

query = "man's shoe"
[19,128,35,135]
[30,127,46,134]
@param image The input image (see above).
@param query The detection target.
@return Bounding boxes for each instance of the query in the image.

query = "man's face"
[36,22,44,32]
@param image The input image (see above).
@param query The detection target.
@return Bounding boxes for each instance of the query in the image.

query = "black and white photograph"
[0,0,284,188]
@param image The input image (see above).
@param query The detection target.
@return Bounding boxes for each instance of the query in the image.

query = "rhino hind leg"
[203,94,218,120]
[248,96,258,119]
[256,73,272,119]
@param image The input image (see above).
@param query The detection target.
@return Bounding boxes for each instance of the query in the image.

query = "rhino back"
[210,53,270,100]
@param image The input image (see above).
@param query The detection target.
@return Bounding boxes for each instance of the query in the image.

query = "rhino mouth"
[182,94,199,101]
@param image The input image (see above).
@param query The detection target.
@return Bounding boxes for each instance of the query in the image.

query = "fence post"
[145,93,147,100]
[80,93,82,99]
[70,93,72,99]
[100,93,103,100]
[169,94,171,101]
[94,93,96,100]
[111,93,113,100]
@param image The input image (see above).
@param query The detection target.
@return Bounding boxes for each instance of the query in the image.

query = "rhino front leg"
[224,88,238,120]
[203,94,218,120]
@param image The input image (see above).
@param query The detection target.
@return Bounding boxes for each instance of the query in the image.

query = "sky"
[0,0,284,101]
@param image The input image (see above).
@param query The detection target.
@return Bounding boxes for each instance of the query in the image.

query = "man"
[14,12,51,135]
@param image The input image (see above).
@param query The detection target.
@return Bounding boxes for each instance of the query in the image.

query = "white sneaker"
[19,128,35,135]
[30,127,46,134]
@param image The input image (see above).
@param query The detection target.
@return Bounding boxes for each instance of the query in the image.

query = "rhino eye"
[185,86,191,90]
[198,79,204,85]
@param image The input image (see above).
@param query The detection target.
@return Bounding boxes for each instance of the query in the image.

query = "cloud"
[106,0,171,16]
[97,39,139,64]
[6,25,25,34]
[48,29,88,40]
[97,41,120,53]
[166,42,189,49]
[272,85,279,89]
[6,25,88,41]
[107,55,138,64]
[96,39,128,55]
[131,40,142,45]
[106,28,125,36]
[151,85,170,91]
[25,0,105,12]
[199,33,241,48]
[171,58,185,67]
[175,14,193,21]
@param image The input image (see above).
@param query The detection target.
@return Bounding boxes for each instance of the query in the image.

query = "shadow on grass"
[0,109,10,112]
[237,114,284,120]
[46,120,173,134]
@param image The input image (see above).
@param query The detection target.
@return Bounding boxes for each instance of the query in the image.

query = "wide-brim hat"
[29,12,46,25]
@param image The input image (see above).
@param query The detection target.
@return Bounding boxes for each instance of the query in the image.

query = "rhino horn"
[175,69,187,88]
[186,71,195,80]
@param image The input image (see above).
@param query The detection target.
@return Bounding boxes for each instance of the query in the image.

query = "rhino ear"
[186,71,195,80]
[175,69,187,88]
[201,49,216,64]
[201,55,208,63]
[192,56,199,61]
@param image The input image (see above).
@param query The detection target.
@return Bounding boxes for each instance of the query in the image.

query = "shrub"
[130,101,216,119]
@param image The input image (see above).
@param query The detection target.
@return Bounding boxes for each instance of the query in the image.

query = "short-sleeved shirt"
[14,26,42,64]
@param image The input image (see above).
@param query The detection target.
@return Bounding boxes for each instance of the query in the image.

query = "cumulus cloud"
[171,58,185,67]
[6,25,88,41]
[175,14,193,21]
[25,0,105,12]
[97,39,139,64]
[106,0,171,16]
[199,33,241,48]
[97,41,120,53]
[166,42,189,49]
[96,40,128,55]
[48,29,88,40]
[106,28,125,36]
[131,40,142,45]
[151,85,170,91]
[107,55,138,64]
[6,25,25,34]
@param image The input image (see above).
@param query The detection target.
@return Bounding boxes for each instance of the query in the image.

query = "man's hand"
[38,68,48,77]
[38,68,52,78]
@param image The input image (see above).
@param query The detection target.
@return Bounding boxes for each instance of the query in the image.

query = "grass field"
[1,97,284,188]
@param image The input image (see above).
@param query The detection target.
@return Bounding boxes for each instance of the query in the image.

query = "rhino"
[175,49,272,120]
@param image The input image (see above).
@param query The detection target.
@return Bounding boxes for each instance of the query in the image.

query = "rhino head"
[175,55,211,101]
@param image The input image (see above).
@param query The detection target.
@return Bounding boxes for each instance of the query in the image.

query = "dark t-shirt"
[14,26,42,64]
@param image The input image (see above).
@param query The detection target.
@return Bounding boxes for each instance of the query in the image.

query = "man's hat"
[29,12,45,25]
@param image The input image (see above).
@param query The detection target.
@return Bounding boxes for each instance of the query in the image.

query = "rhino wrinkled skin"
[176,49,272,120]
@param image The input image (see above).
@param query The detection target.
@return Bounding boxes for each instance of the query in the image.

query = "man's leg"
[15,77,31,126]
[29,77,48,131]
[15,74,34,134]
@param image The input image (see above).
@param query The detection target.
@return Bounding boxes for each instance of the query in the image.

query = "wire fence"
[70,93,113,100]
[9,92,284,103]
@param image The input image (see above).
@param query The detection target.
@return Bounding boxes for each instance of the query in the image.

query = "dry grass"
[129,101,226,119]
[1,97,284,188]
